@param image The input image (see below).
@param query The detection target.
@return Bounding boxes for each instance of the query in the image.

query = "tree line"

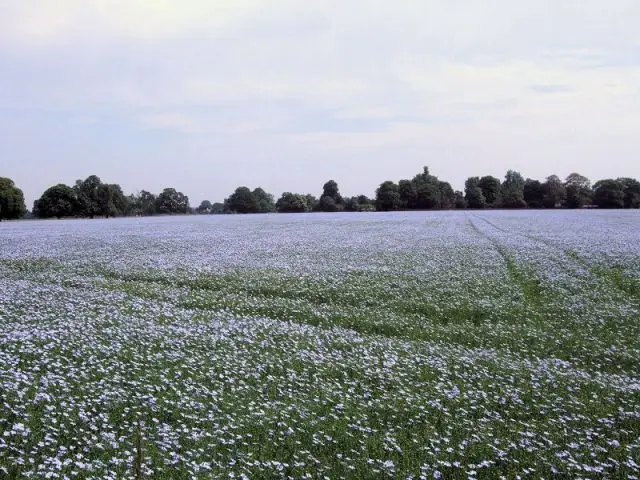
[1,168,639,221]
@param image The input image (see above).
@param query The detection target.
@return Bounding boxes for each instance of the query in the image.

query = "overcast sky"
[1,0,639,207]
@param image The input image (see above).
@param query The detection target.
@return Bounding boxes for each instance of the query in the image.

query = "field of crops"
[1,211,639,479]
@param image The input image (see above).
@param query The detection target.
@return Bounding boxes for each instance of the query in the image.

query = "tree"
[523,179,544,208]
[542,175,566,208]
[96,184,128,218]
[33,184,77,219]
[354,195,376,212]
[304,195,318,212]
[196,200,213,214]
[276,192,309,213]
[317,195,340,212]
[398,179,417,209]
[464,177,486,209]
[375,181,401,211]
[412,167,443,209]
[0,177,27,221]
[478,176,501,206]
[618,178,640,208]
[454,191,467,209]
[252,188,275,213]
[74,175,103,218]
[438,181,456,209]
[321,180,342,203]
[564,173,593,208]
[343,197,358,212]
[133,190,158,216]
[224,187,257,214]
[500,170,526,208]
[156,188,190,214]
[317,180,343,211]
[593,179,625,208]
[211,202,225,214]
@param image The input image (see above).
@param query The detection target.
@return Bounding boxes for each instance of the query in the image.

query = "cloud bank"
[1,0,639,205]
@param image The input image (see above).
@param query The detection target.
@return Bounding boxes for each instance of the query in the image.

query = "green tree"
[500,170,526,208]
[317,180,343,211]
[593,179,625,208]
[156,188,190,214]
[438,181,456,209]
[618,178,640,208]
[74,175,103,218]
[412,167,443,209]
[304,195,318,212]
[322,180,342,203]
[252,188,275,213]
[96,184,128,218]
[375,181,401,211]
[0,177,27,221]
[542,175,566,208]
[33,184,77,219]
[454,191,467,209]
[224,187,257,214]
[343,197,359,212]
[196,200,213,214]
[478,176,501,206]
[564,173,593,208]
[210,202,225,214]
[398,179,417,209]
[523,179,544,208]
[464,177,486,209]
[132,190,158,216]
[316,195,339,212]
[276,192,309,213]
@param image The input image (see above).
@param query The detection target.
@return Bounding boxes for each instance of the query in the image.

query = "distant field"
[1,211,639,479]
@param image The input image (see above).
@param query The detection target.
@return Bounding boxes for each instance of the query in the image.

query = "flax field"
[1,211,639,479]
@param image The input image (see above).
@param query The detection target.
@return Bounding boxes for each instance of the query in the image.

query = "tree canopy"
[33,184,77,219]
[375,181,401,211]
[17,166,640,222]
[0,177,27,221]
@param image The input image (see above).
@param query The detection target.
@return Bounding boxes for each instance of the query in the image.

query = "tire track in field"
[471,214,640,302]
[466,216,547,308]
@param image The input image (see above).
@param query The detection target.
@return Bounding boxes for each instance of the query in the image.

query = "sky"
[1,0,639,207]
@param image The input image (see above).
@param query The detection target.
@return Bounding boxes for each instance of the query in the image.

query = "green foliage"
[593,179,625,208]
[0,177,27,220]
[542,175,566,208]
[398,179,417,209]
[276,192,309,213]
[156,188,190,214]
[97,184,128,218]
[464,177,486,209]
[317,195,340,212]
[224,186,274,214]
[316,180,343,212]
[74,175,103,218]
[321,180,342,203]
[252,187,275,213]
[523,179,544,208]
[196,200,213,214]
[210,202,225,214]
[500,170,526,208]
[618,177,640,208]
[564,173,593,208]
[375,181,400,211]
[136,190,158,216]
[33,184,78,219]
[19,168,640,220]
[478,176,501,206]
